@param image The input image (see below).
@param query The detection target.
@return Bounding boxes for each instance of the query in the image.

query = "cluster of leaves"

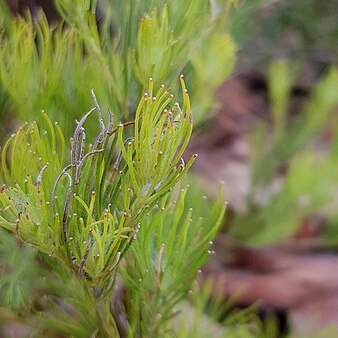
[0,77,193,279]
[0,0,236,139]
[123,184,225,336]
[229,60,338,244]
[0,77,229,336]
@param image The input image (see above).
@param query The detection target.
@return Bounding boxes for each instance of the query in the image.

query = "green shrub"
[0,77,229,336]
[0,0,236,138]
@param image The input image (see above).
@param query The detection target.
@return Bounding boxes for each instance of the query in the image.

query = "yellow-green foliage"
[0,0,236,138]
[123,185,225,337]
[0,79,194,285]
[0,78,228,337]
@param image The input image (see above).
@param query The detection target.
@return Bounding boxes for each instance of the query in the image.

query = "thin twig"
[107,121,135,135]
[62,175,73,244]
[34,162,49,187]
[51,164,73,213]
[71,108,95,165]
[91,89,106,146]
[79,129,87,162]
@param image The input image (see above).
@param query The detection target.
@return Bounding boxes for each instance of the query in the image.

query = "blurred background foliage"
[229,61,338,244]
[232,0,338,68]
[0,0,236,140]
[216,0,338,246]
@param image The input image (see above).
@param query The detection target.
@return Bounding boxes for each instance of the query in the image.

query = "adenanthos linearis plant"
[0,77,218,336]
[1,77,193,282]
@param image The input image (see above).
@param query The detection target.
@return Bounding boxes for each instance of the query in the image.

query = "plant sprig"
[0,78,195,289]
